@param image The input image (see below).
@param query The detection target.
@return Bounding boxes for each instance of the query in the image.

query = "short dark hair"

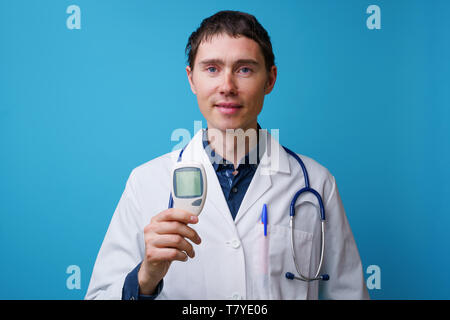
[185,10,275,72]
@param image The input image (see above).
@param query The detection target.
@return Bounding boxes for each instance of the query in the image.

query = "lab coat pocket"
[267,224,313,299]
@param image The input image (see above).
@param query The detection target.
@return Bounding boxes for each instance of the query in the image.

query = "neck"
[207,124,259,169]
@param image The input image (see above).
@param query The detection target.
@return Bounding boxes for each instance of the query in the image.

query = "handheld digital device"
[171,162,207,216]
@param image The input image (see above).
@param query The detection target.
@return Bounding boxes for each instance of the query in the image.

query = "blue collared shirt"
[122,128,260,299]
[201,128,260,220]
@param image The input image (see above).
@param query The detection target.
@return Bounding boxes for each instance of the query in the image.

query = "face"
[186,33,277,132]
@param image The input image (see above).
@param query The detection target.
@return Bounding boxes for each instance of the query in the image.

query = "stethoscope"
[283,147,329,282]
[168,139,329,283]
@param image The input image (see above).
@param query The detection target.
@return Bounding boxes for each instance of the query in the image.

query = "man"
[85,10,369,300]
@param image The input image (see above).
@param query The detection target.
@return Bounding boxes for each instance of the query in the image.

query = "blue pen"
[261,204,268,237]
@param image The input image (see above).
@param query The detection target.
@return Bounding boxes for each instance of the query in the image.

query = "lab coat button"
[231,292,242,300]
[231,239,240,249]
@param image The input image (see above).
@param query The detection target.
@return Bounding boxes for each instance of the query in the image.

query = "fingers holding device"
[139,208,202,295]
[138,162,207,295]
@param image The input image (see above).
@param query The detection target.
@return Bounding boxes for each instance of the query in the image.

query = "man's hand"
[138,208,202,295]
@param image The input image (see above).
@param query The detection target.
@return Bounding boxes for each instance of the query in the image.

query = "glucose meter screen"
[175,168,202,198]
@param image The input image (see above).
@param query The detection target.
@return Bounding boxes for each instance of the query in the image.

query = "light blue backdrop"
[1,0,449,299]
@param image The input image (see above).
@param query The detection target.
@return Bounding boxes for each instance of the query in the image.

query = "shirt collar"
[202,125,261,172]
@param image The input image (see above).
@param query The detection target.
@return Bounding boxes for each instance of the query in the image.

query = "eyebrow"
[198,58,260,67]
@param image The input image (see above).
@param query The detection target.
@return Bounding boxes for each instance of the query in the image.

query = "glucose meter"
[170,162,207,216]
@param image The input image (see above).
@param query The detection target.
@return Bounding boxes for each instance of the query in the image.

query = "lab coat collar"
[181,128,290,175]
[233,128,291,223]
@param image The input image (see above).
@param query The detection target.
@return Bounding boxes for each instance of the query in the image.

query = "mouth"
[214,102,243,115]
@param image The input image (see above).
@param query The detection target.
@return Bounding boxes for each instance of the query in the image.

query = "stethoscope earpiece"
[285,272,330,282]
[285,272,296,280]
[321,274,330,281]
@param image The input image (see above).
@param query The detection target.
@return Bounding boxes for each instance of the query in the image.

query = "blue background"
[1,0,449,299]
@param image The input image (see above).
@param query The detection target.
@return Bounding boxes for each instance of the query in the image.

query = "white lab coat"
[85,130,369,300]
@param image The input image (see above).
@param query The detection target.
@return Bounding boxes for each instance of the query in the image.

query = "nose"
[219,70,237,95]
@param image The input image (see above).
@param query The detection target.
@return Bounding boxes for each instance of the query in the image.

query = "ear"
[186,66,197,95]
[264,65,277,94]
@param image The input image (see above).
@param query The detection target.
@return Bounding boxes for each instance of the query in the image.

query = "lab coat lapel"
[234,131,291,224]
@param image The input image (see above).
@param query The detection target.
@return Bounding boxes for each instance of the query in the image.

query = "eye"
[206,66,217,73]
[239,67,252,74]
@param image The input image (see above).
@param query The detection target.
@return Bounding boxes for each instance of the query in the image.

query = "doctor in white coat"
[85,10,369,300]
